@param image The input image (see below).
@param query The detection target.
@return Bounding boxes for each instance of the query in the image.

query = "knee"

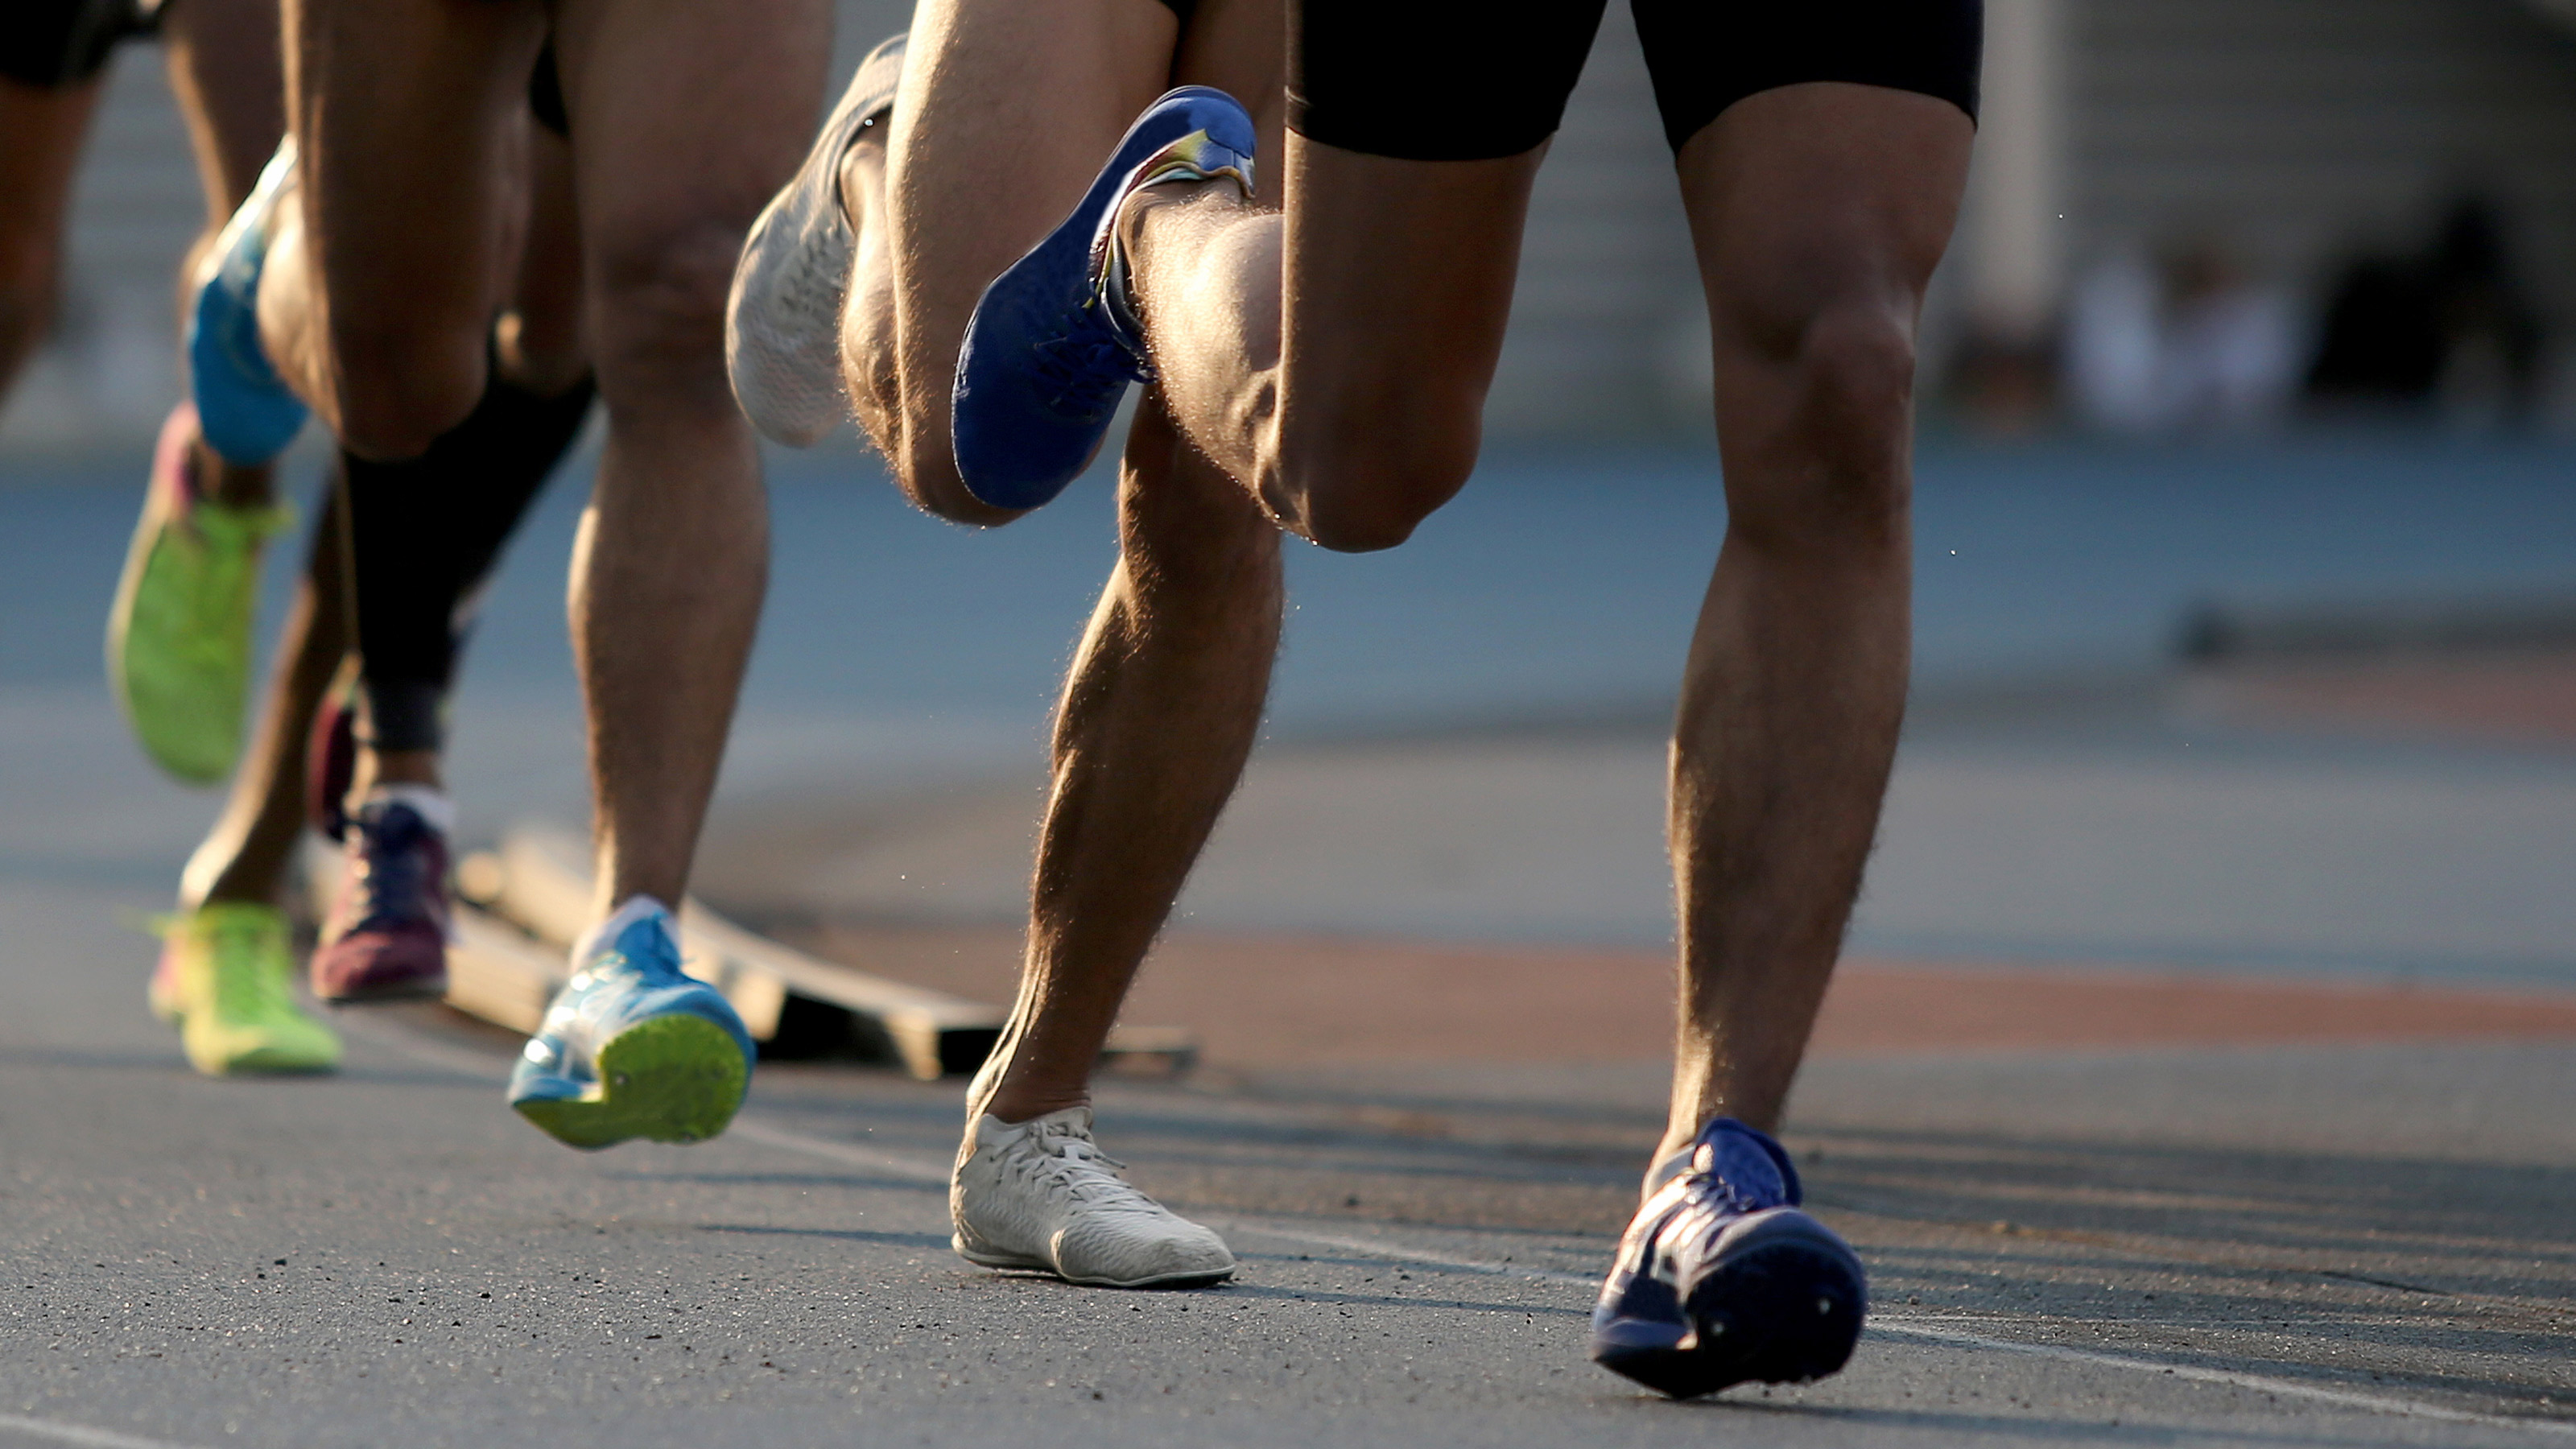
[587,221,743,414]
[331,326,485,460]
[1274,409,1479,554]
[892,429,1025,528]
[1724,303,1919,551]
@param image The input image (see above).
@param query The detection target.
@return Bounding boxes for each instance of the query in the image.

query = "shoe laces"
[1030,299,1148,423]
[1001,1121,1162,1212]
[346,807,439,932]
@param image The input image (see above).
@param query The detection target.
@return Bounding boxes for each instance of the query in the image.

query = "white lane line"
[1864,1322,2576,1436]
[336,1015,513,1084]
[361,1018,2576,1439]
[1215,1221,1594,1286]
[725,1119,949,1185]
[714,1117,2576,1435]
[0,1412,205,1449]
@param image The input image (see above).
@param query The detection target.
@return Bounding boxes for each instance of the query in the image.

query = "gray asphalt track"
[6,873,2574,1448]
[6,444,2576,1445]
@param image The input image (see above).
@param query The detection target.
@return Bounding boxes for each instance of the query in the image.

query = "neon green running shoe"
[108,402,294,786]
[149,901,341,1077]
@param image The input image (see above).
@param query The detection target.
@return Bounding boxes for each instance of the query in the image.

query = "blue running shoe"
[950,86,1254,510]
[188,140,308,466]
[508,898,753,1150]
[1590,1117,1866,1397]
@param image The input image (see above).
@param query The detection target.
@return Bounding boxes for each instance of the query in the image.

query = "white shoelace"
[1000,1124,1166,1215]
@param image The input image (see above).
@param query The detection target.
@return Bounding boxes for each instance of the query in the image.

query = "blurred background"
[6,0,2576,1013]
[25,0,2576,445]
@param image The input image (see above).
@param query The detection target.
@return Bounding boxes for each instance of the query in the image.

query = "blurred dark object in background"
[2306,196,2545,427]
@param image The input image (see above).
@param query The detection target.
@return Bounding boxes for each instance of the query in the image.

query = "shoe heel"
[1683,1237,1867,1393]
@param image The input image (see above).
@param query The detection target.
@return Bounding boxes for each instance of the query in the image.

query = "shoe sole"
[514,1013,749,1150]
[951,1237,1233,1290]
[193,1042,340,1076]
[950,87,1252,510]
[108,422,237,787]
[1592,1213,1866,1398]
[316,973,450,1005]
[725,34,903,446]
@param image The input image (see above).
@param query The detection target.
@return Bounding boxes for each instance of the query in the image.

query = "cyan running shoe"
[188,139,307,466]
[509,897,753,1150]
[1591,1117,1866,1397]
[726,31,906,446]
[950,86,1253,510]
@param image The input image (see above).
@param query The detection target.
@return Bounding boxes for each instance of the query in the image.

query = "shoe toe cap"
[1054,1217,1234,1286]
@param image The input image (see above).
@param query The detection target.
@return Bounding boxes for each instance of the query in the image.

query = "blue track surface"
[9,433,2575,727]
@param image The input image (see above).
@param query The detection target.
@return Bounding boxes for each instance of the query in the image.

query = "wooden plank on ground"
[444,907,564,1035]
[466,826,1191,1082]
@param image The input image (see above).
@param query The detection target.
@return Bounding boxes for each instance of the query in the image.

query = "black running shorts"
[0,0,151,89]
[1290,0,1981,162]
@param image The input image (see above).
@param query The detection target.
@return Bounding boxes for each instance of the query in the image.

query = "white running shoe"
[951,1108,1236,1288]
[724,32,906,446]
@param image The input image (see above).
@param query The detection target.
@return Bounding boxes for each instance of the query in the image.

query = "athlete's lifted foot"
[188,139,307,467]
[1591,1117,1866,1397]
[726,31,906,447]
[509,898,753,1150]
[951,1108,1235,1287]
[108,402,293,785]
[150,902,342,1077]
[311,788,452,1003]
[950,86,1254,510]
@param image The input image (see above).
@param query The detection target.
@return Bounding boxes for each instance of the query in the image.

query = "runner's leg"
[163,0,287,508]
[0,75,99,404]
[856,0,1179,520]
[105,0,299,788]
[347,116,588,803]
[1661,83,1970,1152]
[953,0,1287,1125]
[1118,138,1539,549]
[313,113,593,1005]
[549,0,828,914]
[971,396,1282,1125]
[257,0,543,456]
[180,489,350,907]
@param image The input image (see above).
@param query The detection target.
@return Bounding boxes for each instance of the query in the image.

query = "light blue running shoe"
[188,139,308,466]
[1590,1117,1866,1397]
[950,86,1254,510]
[508,898,753,1150]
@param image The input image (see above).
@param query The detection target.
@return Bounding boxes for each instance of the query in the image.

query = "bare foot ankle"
[192,440,276,510]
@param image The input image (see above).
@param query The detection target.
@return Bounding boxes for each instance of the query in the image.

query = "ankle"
[358,781,453,834]
[981,1084,1091,1126]
[192,440,276,510]
[363,747,442,791]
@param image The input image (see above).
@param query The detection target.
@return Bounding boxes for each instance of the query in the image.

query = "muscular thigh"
[884,0,1178,491]
[288,0,542,393]
[1678,85,1971,369]
[1170,0,1285,159]
[551,0,831,411]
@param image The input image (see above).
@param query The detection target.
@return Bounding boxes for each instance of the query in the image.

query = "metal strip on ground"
[0,1412,206,1449]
